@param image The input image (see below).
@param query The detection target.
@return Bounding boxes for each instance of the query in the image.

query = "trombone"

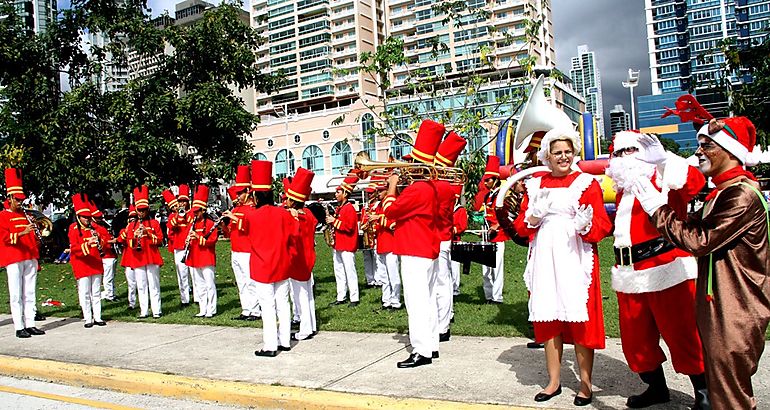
[325,151,440,189]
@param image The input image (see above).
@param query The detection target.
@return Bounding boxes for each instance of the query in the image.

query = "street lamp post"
[621,68,640,130]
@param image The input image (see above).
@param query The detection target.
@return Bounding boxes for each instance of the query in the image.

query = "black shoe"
[15,329,31,338]
[292,332,314,341]
[94,321,107,327]
[526,341,544,349]
[330,300,347,306]
[138,315,149,319]
[397,353,432,368]
[574,394,593,406]
[34,313,46,321]
[627,366,670,408]
[232,314,250,321]
[348,301,359,307]
[291,319,301,328]
[247,315,260,321]
[84,323,94,328]
[181,302,190,307]
[25,327,45,335]
[254,349,278,357]
[534,385,562,402]
[432,351,439,359]
[439,330,450,342]
[152,314,162,319]
[486,300,503,305]
[278,345,291,352]
[450,316,454,323]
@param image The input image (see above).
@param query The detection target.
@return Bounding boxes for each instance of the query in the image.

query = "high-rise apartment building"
[609,104,631,137]
[83,31,131,93]
[12,0,55,34]
[569,45,604,138]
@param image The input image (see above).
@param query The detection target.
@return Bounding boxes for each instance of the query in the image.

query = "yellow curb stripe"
[0,384,140,410]
[0,355,535,410]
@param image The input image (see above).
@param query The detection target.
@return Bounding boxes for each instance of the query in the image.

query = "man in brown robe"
[631,117,769,410]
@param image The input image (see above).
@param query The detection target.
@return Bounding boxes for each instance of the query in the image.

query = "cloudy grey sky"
[551,0,651,134]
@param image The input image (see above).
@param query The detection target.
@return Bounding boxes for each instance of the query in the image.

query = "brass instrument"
[22,208,53,244]
[435,166,467,185]
[325,151,439,189]
[360,210,377,249]
[494,165,549,243]
[133,220,145,251]
[323,204,335,247]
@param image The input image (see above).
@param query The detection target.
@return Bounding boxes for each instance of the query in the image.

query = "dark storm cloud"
[551,0,652,136]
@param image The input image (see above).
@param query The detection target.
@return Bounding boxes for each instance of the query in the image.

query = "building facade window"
[322,129,330,140]
[389,134,412,160]
[302,145,324,175]
[252,152,268,161]
[275,149,296,178]
[267,139,274,148]
[294,134,301,144]
[331,141,352,175]
[361,113,376,160]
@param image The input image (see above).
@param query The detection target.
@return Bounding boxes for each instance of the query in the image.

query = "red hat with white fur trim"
[698,117,761,166]
[609,130,643,155]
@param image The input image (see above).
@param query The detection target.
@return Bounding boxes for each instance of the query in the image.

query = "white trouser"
[191,266,217,317]
[135,264,161,316]
[254,280,291,351]
[362,249,377,285]
[435,241,453,334]
[232,252,259,316]
[124,267,136,308]
[377,252,401,308]
[450,256,461,296]
[290,277,316,338]
[332,250,359,302]
[77,275,103,323]
[289,280,300,322]
[400,255,438,358]
[173,250,191,304]
[6,259,38,330]
[481,242,505,302]
[101,258,116,300]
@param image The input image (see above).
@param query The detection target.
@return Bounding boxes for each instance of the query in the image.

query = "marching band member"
[360,187,379,288]
[373,177,401,310]
[222,165,261,321]
[604,130,707,409]
[450,184,467,296]
[68,194,107,328]
[185,185,218,318]
[433,131,467,342]
[513,128,612,406]
[631,118,769,410]
[326,174,360,307]
[161,189,178,251]
[90,202,118,302]
[383,119,443,368]
[284,167,318,340]
[481,155,508,304]
[248,160,300,357]
[168,184,193,305]
[126,185,164,319]
[0,168,45,338]
[117,205,138,309]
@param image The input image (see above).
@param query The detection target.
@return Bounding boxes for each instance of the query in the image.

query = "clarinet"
[88,222,105,258]
[22,209,44,244]
[180,214,199,263]
[203,199,239,240]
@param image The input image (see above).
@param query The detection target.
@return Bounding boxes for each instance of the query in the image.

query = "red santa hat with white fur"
[697,117,764,166]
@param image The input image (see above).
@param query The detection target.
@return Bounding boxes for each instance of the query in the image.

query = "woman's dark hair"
[253,191,274,208]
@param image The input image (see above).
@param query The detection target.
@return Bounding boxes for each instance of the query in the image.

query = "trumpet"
[133,220,145,251]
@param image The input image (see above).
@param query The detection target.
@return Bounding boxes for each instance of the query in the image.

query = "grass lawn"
[2,237,622,338]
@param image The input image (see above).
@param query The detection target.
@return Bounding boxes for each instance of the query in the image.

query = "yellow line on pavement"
[0,384,140,410]
[0,354,537,410]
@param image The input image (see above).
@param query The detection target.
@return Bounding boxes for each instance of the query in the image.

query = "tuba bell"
[513,75,574,150]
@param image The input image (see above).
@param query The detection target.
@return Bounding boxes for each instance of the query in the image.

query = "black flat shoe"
[34,313,46,321]
[94,321,107,327]
[526,341,544,349]
[84,323,94,328]
[138,315,149,319]
[247,315,260,321]
[431,351,439,359]
[534,385,562,402]
[232,314,249,321]
[278,345,291,352]
[330,300,347,306]
[574,394,592,406]
[348,301,359,307]
[254,349,277,357]
[396,353,432,368]
[439,330,450,342]
[292,332,313,341]
[15,329,31,338]
[25,327,45,335]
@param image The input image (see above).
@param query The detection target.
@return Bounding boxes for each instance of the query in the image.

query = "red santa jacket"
[374,200,395,254]
[224,204,254,253]
[332,201,358,252]
[289,210,317,282]
[434,180,455,242]
[93,223,116,259]
[167,211,193,252]
[484,187,510,243]
[0,209,39,267]
[124,218,164,268]
[68,222,105,279]
[247,204,299,284]
[184,216,217,268]
[383,180,440,259]
[611,159,705,294]
[452,204,468,241]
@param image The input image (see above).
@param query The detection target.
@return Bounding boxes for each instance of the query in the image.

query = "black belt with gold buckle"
[614,237,676,267]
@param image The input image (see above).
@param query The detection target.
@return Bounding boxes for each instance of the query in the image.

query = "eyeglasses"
[612,147,639,158]
[696,142,719,152]
[550,150,574,158]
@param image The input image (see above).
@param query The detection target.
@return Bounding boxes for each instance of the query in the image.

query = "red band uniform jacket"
[0,210,39,267]
[434,180,456,242]
[332,201,358,252]
[185,217,217,268]
[68,222,106,279]
[374,201,395,255]
[288,210,317,282]
[167,212,193,252]
[247,205,300,284]
[383,181,440,260]
[124,219,164,268]
[223,204,254,253]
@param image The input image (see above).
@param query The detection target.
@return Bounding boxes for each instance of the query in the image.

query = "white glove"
[528,190,551,219]
[573,204,593,234]
[637,133,667,165]
[630,177,667,216]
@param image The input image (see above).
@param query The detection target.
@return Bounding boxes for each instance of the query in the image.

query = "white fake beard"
[606,155,656,191]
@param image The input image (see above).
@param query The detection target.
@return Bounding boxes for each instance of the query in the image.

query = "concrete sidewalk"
[0,315,767,409]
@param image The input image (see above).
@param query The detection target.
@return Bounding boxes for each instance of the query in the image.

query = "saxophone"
[323,204,335,247]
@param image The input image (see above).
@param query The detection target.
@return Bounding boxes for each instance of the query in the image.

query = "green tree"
[0,0,282,206]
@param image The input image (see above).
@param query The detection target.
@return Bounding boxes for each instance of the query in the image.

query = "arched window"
[275,149,295,178]
[361,113,376,160]
[389,134,412,160]
[331,141,352,175]
[302,145,324,175]
[252,152,268,161]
